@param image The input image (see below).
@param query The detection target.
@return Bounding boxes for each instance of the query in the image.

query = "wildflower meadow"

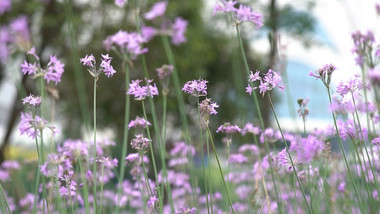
[1,0,380,213]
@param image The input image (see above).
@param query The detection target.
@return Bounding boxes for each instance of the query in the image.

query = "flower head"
[0,0,11,15]
[44,55,65,85]
[115,0,127,7]
[171,17,188,45]
[80,54,116,78]
[247,69,285,96]
[144,1,168,20]
[216,123,241,134]
[199,98,219,128]
[182,79,208,97]
[128,116,151,130]
[22,94,41,107]
[127,79,159,100]
[131,134,151,151]
[309,64,337,87]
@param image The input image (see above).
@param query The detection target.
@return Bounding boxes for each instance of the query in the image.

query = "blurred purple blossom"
[144,1,168,20]
[127,79,159,100]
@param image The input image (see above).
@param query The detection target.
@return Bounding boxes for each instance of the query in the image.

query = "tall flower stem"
[161,92,175,212]
[0,182,11,214]
[267,94,312,213]
[133,2,171,208]
[197,98,211,214]
[78,157,90,214]
[99,164,105,213]
[116,60,130,214]
[32,134,41,214]
[206,127,235,214]
[235,24,282,212]
[325,87,364,213]
[160,36,197,205]
[206,135,214,214]
[351,93,380,201]
[141,101,162,212]
[92,77,98,213]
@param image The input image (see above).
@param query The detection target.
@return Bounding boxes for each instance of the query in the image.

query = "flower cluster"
[131,134,151,151]
[212,1,263,28]
[103,31,148,59]
[246,69,285,96]
[351,30,379,67]
[22,94,41,108]
[127,79,159,100]
[182,79,208,97]
[18,112,58,139]
[142,1,188,46]
[80,54,116,78]
[297,98,309,118]
[21,47,65,85]
[335,74,363,97]
[309,64,336,87]
[216,123,241,136]
[198,98,219,128]
[156,64,173,80]
[128,116,151,130]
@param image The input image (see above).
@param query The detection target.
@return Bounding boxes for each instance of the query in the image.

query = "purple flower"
[236,5,263,28]
[297,98,310,118]
[147,195,158,208]
[238,144,259,155]
[80,54,116,78]
[20,61,37,75]
[156,64,173,79]
[369,68,380,86]
[104,31,148,58]
[241,123,260,135]
[128,116,151,129]
[0,0,11,15]
[171,17,188,45]
[182,79,208,97]
[26,46,39,61]
[169,141,196,157]
[175,206,197,214]
[100,54,116,78]
[125,153,141,164]
[115,0,127,7]
[216,122,241,134]
[22,94,41,107]
[44,55,65,85]
[127,79,159,100]
[141,26,157,41]
[212,0,237,16]
[198,98,219,128]
[80,54,95,67]
[247,69,285,96]
[18,112,45,139]
[10,15,30,42]
[131,134,151,151]
[377,4,380,15]
[1,160,20,170]
[144,1,168,20]
[335,74,363,97]
[309,64,336,87]
[229,153,248,164]
[294,135,324,164]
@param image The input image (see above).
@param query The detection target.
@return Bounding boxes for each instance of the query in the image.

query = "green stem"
[116,60,130,213]
[325,87,364,213]
[267,94,312,213]
[206,127,235,214]
[206,134,214,214]
[33,135,41,214]
[0,182,11,214]
[234,24,283,213]
[78,157,90,214]
[92,77,97,213]
[99,164,105,213]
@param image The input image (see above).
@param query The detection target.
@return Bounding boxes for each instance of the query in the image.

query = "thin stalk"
[141,159,154,197]
[162,93,175,212]
[92,77,98,213]
[64,0,90,127]
[137,176,148,214]
[116,60,130,214]
[141,101,161,212]
[0,182,11,214]
[197,98,210,214]
[78,157,90,214]
[325,87,364,213]
[206,134,214,214]
[39,133,49,214]
[235,24,283,212]
[267,94,312,213]
[160,36,197,206]
[99,164,105,213]
[360,65,371,138]
[206,127,235,214]
[351,93,380,201]
[33,136,41,214]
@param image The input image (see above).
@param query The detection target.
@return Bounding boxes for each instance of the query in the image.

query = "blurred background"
[0,0,379,163]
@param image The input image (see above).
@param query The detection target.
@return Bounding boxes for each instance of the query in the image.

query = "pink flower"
[182,79,208,97]
[236,5,263,28]
[128,116,151,129]
[144,1,168,20]
[22,94,41,107]
[212,0,237,16]
[115,0,127,7]
[216,122,241,134]
[44,55,65,85]
[20,61,37,75]
[127,79,159,100]
[247,69,285,96]
[171,17,188,45]
[0,0,11,15]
